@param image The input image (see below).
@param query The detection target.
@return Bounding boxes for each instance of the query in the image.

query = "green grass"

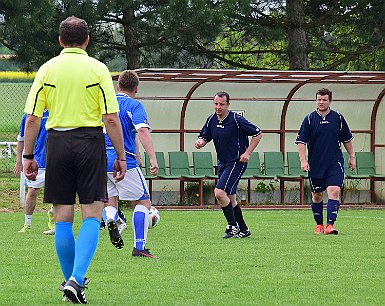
[0,209,384,305]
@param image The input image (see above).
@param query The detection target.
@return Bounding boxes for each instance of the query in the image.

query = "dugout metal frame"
[112,69,385,206]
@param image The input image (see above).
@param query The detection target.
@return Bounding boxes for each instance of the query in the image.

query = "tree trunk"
[122,8,140,69]
[286,0,309,70]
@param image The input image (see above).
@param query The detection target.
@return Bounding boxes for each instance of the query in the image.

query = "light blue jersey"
[18,109,49,168]
[105,93,151,171]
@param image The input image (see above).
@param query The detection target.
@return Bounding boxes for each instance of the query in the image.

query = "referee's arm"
[23,114,41,180]
[104,113,126,181]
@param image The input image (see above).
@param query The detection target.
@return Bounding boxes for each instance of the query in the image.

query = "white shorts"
[107,167,150,201]
[25,169,45,189]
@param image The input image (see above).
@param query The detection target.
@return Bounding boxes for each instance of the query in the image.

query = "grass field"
[0,209,384,305]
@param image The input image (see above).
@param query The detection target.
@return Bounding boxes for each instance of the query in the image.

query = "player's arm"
[343,141,356,171]
[137,127,158,176]
[240,133,262,163]
[339,115,356,171]
[135,135,142,167]
[23,114,41,180]
[238,117,262,162]
[195,138,207,149]
[296,116,310,172]
[195,118,212,149]
[13,140,24,176]
[297,143,309,172]
[103,113,126,182]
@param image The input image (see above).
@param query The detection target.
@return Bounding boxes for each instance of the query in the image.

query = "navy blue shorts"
[216,161,247,195]
[309,172,344,193]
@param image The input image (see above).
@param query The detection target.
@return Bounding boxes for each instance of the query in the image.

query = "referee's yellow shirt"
[24,48,118,130]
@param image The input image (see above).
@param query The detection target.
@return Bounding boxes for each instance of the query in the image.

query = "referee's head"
[59,16,89,48]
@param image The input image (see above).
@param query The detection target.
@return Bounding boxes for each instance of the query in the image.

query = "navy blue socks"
[327,199,340,224]
[221,202,237,226]
[311,201,324,225]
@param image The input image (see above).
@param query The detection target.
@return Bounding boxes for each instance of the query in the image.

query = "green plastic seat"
[192,152,217,178]
[169,151,204,179]
[287,152,308,178]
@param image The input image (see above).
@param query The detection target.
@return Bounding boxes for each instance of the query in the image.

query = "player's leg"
[324,171,344,235]
[216,162,247,238]
[43,205,56,235]
[309,177,326,234]
[117,167,156,257]
[18,187,39,232]
[324,187,341,235]
[103,173,124,248]
[131,199,156,258]
[229,194,251,238]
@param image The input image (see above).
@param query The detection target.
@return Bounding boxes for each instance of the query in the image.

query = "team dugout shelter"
[112,69,385,206]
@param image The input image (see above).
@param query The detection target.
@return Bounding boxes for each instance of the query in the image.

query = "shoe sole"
[132,252,157,258]
[223,234,236,239]
[132,253,157,258]
[107,221,124,249]
[325,230,339,235]
[233,232,251,238]
[63,287,85,304]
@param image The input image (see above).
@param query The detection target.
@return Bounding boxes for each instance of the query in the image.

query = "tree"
[0,0,223,70]
[198,0,385,70]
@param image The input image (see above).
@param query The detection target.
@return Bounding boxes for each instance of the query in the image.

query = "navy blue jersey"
[198,111,261,164]
[105,93,151,171]
[18,110,49,168]
[296,109,353,178]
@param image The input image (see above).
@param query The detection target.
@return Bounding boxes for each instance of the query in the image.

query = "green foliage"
[1,210,385,304]
[255,181,276,193]
[182,181,216,206]
[1,1,385,71]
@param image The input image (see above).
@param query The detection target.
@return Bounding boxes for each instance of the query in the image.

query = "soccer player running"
[22,16,126,304]
[296,88,356,235]
[103,70,159,258]
[195,91,262,238]
[14,109,55,235]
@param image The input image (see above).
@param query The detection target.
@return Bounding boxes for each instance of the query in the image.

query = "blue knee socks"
[71,218,101,286]
[55,222,75,282]
[132,205,149,251]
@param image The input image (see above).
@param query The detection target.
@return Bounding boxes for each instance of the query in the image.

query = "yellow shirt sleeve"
[98,64,119,115]
[24,65,47,117]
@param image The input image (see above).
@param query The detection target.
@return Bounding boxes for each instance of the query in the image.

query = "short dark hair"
[59,16,88,46]
[214,91,230,103]
[316,88,332,101]
[118,70,139,92]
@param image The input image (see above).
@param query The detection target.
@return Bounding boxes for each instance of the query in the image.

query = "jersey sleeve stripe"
[43,83,56,88]
[295,140,307,144]
[341,136,354,143]
[98,85,108,113]
[32,86,44,115]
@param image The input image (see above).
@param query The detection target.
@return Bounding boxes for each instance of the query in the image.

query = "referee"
[23,16,126,304]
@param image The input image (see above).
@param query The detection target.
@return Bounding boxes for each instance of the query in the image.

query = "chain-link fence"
[0,82,31,174]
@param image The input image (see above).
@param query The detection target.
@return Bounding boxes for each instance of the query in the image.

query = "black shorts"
[44,127,107,205]
[216,161,247,195]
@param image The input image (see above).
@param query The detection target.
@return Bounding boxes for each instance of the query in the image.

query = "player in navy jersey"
[296,88,356,235]
[195,91,262,238]
[14,109,55,234]
[103,70,159,257]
